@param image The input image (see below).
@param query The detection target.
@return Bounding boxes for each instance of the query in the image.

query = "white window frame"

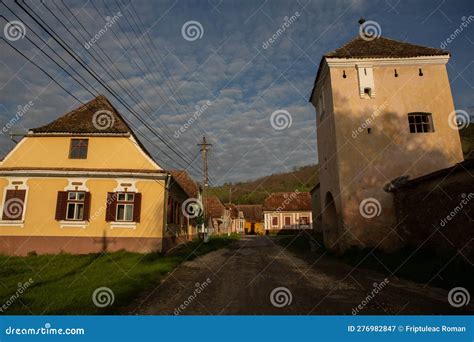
[65,191,85,221]
[115,192,135,222]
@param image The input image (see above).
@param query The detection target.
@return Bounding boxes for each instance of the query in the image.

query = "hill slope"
[209,165,319,205]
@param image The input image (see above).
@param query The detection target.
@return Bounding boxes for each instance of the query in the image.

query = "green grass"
[0,234,240,315]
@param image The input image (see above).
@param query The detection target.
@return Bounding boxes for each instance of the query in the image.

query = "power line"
[13,0,202,175]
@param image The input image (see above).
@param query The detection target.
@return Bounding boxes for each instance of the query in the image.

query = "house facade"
[237,204,264,235]
[0,96,197,255]
[205,196,229,234]
[226,203,245,233]
[309,36,464,253]
[263,192,312,232]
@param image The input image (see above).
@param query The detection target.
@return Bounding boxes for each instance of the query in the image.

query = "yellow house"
[0,95,198,255]
[237,204,264,235]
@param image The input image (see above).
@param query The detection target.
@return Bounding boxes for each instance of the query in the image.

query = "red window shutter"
[83,192,91,221]
[105,192,117,222]
[2,189,26,220]
[133,193,142,223]
[55,191,68,221]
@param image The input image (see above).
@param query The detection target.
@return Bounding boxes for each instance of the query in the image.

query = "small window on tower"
[408,113,434,133]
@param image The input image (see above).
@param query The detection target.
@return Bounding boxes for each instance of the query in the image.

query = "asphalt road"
[129,236,474,315]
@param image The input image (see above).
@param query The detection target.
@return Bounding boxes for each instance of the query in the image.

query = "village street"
[129,236,474,315]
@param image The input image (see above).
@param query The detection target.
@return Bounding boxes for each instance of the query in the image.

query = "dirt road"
[129,236,473,315]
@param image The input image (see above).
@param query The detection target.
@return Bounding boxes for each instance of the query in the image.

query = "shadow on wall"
[321,92,463,252]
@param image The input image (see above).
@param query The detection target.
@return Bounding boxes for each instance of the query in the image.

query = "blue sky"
[0,0,473,185]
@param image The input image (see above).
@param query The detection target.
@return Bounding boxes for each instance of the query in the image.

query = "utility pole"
[198,137,212,242]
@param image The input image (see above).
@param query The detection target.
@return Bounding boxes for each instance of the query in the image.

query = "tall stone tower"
[309,35,464,253]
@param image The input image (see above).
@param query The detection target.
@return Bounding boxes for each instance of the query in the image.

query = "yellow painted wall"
[314,60,464,252]
[0,177,166,238]
[1,135,160,170]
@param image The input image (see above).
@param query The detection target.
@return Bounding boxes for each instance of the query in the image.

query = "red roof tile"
[31,95,131,134]
[237,204,263,222]
[325,36,449,59]
[263,192,311,211]
[205,196,225,219]
[168,170,199,198]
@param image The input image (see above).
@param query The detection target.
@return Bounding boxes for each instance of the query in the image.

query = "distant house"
[166,170,201,249]
[225,203,245,234]
[263,192,312,232]
[237,204,263,235]
[0,96,197,255]
[205,196,229,234]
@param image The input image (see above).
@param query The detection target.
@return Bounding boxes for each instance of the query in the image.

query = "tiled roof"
[325,36,449,59]
[309,36,449,103]
[237,204,263,222]
[168,170,199,198]
[263,192,312,211]
[205,196,225,219]
[225,203,239,219]
[28,95,160,166]
[385,159,474,191]
[31,95,131,134]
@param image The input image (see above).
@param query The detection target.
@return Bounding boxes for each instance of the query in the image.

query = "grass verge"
[0,234,240,315]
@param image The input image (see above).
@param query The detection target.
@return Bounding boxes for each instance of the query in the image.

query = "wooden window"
[2,189,26,221]
[55,191,90,221]
[408,113,434,133]
[69,139,88,159]
[106,192,141,222]
[272,216,278,226]
[284,216,291,226]
[66,191,85,220]
[116,193,134,222]
[300,216,309,225]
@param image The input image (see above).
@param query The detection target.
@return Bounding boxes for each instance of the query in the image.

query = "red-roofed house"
[263,192,312,231]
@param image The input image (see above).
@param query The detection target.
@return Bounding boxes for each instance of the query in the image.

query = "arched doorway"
[322,192,338,251]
